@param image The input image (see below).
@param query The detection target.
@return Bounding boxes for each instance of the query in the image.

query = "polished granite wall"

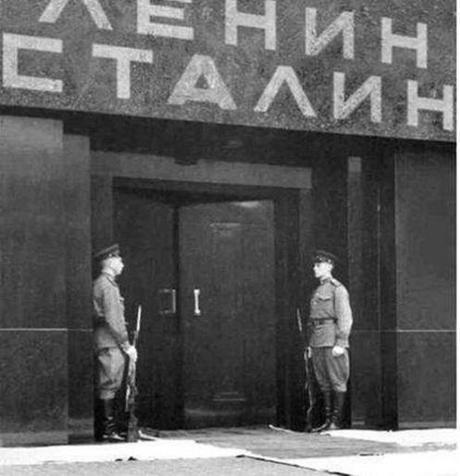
[349,143,455,429]
[394,146,456,427]
[0,118,94,445]
[397,332,456,426]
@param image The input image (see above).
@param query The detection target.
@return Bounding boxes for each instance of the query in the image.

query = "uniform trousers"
[95,347,126,400]
[311,347,349,393]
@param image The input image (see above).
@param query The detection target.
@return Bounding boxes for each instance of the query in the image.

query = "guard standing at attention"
[93,244,137,442]
[307,250,353,432]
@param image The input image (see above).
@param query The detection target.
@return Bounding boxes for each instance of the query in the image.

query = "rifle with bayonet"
[125,304,141,442]
[297,307,317,432]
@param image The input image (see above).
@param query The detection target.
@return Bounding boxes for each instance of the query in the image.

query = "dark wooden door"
[179,201,276,427]
[114,188,181,429]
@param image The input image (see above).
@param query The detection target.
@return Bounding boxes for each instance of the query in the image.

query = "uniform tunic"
[308,277,353,392]
[93,272,130,399]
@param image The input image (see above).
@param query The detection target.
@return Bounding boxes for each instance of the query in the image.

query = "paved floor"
[159,426,456,459]
[283,449,459,476]
[0,458,325,476]
[0,426,457,475]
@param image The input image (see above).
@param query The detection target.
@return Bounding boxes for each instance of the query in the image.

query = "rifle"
[297,308,317,432]
[125,304,142,442]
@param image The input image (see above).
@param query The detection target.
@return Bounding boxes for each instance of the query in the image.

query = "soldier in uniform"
[93,244,137,442]
[307,250,353,432]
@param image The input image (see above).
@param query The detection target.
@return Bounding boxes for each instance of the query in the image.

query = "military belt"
[310,318,336,326]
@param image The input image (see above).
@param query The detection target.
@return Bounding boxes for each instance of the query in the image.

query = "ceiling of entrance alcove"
[86,115,371,168]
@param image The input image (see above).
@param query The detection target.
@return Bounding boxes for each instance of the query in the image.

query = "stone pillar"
[350,153,387,428]
[346,157,365,427]
[64,134,93,442]
[0,116,68,446]
[359,143,455,429]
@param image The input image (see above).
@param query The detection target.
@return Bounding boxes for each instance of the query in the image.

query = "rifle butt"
[126,414,139,442]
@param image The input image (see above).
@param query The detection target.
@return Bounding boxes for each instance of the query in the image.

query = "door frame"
[91,152,314,430]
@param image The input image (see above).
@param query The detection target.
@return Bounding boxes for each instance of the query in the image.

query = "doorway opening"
[114,181,283,429]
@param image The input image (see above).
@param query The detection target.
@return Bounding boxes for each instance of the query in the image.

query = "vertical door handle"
[171,289,177,314]
[193,288,201,316]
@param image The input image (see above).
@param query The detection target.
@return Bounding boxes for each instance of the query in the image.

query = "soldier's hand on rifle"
[332,345,345,357]
[125,345,138,362]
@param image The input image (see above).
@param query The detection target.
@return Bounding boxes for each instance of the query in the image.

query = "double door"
[114,187,276,429]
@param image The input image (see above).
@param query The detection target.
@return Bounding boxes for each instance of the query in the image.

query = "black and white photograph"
[0,1,457,474]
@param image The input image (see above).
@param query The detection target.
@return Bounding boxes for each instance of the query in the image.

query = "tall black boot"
[101,399,125,442]
[311,391,332,433]
[330,391,346,430]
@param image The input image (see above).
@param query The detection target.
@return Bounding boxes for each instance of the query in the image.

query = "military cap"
[312,249,338,265]
[93,243,120,261]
